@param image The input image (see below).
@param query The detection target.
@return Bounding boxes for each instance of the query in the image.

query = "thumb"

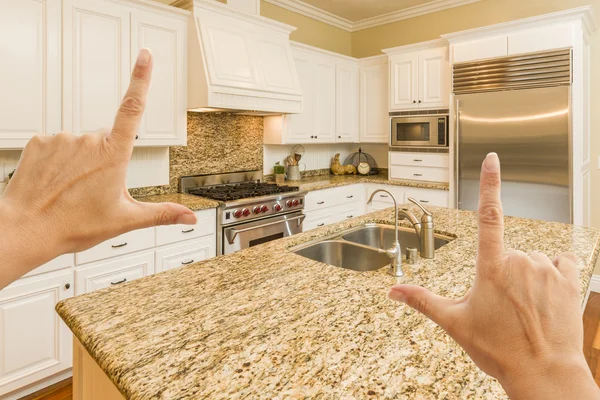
[125,201,197,230]
[389,284,456,330]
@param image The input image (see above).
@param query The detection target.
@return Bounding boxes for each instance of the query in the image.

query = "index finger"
[477,153,505,263]
[109,48,153,152]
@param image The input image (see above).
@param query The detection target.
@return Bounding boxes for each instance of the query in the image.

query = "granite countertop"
[134,193,220,211]
[56,206,600,399]
[287,174,450,192]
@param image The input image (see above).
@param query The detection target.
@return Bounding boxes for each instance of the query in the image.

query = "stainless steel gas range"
[180,171,306,255]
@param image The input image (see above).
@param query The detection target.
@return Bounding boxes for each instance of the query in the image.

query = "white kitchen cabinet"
[156,209,217,246]
[155,237,216,273]
[75,227,155,265]
[75,251,154,295]
[385,41,449,111]
[63,0,187,146]
[335,62,360,143]
[404,188,449,208]
[303,208,337,231]
[389,53,418,110]
[451,36,507,63]
[507,23,573,56]
[263,42,359,144]
[131,10,187,146]
[25,254,75,279]
[62,0,131,137]
[0,270,73,397]
[359,56,389,143]
[0,0,61,149]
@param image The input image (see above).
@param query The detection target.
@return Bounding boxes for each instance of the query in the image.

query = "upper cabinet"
[384,40,449,112]
[0,0,188,150]
[63,0,188,146]
[0,0,61,149]
[359,56,388,143]
[263,43,359,144]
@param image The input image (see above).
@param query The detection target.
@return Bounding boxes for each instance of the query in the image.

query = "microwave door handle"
[224,214,306,245]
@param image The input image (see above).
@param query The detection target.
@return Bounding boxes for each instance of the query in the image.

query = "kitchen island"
[56,206,600,399]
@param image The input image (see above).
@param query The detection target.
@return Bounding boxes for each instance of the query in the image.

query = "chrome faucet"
[399,198,435,259]
[366,189,403,277]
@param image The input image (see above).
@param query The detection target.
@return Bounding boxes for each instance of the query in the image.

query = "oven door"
[391,116,442,147]
[223,211,305,255]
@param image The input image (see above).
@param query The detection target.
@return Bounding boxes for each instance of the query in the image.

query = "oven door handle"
[224,214,306,245]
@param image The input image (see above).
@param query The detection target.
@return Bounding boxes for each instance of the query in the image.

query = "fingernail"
[137,48,151,66]
[484,152,500,172]
[176,212,197,225]
[389,286,406,302]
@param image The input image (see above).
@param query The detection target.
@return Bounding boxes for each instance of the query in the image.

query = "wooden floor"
[24,293,600,400]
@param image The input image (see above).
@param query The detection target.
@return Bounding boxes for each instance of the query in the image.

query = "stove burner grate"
[188,182,300,202]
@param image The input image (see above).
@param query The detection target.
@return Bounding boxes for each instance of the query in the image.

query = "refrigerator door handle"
[455,99,461,210]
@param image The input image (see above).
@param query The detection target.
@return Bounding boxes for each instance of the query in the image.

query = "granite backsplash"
[130,113,263,197]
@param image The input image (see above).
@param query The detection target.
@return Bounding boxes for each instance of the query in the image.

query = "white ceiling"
[299,0,438,22]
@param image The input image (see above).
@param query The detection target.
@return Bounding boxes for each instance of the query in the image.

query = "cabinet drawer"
[76,227,155,265]
[404,188,449,208]
[25,254,74,278]
[155,208,216,246]
[303,208,337,231]
[155,237,216,273]
[337,203,361,221]
[390,152,449,168]
[366,185,405,204]
[305,184,363,212]
[367,201,392,213]
[75,251,154,295]
[390,166,449,183]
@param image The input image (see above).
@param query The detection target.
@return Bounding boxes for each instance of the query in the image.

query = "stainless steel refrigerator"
[454,50,572,223]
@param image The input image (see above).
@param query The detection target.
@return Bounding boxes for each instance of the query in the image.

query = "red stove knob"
[273,204,282,212]
[292,199,299,207]
[242,208,251,217]
[252,206,261,214]
[261,205,269,213]
[233,209,243,218]
[286,200,294,208]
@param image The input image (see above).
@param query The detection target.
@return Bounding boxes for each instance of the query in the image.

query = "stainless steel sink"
[291,223,454,272]
[342,224,452,253]
[294,240,391,271]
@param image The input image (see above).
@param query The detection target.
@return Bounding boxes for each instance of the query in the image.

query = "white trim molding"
[263,0,481,32]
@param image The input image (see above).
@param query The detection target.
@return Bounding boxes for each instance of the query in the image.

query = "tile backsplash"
[130,112,264,196]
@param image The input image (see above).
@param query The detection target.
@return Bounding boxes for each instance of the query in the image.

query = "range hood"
[181,0,303,115]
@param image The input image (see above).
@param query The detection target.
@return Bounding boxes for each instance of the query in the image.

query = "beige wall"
[352,0,600,232]
[260,1,352,56]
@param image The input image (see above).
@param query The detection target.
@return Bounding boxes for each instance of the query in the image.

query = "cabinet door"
[0,0,61,149]
[419,47,449,108]
[314,58,336,142]
[389,53,418,110]
[359,62,389,143]
[335,62,359,143]
[286,50,315,142]
[63,0,130,135]
[0,270,73,396]
[75,251,154,295]
[155,237,216,273]
[131,11,187,146]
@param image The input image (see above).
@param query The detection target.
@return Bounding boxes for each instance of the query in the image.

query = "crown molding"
[263,0,353,31]
[263,0,481,32]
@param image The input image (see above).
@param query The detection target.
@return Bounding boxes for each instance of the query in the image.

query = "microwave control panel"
[438,118,447,145]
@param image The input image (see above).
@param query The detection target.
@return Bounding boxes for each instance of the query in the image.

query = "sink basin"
[342,224,452,253]
[294,240,391,271]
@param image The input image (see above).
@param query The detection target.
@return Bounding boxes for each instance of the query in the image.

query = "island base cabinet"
[0,270,74,397]
[73,338,124,400]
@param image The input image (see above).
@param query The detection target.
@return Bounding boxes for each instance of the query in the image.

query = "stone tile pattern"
[56,207,600,400]
[129,113,263,197]
[135,193,219,211]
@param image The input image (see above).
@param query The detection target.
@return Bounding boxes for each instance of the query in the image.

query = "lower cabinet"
[155,237,216,273]
[0,270,74,397]
[75,251,155,296]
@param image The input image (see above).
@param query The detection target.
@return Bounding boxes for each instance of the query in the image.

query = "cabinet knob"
[65,283,71,290]
[413,100,416,104]
[315,136,318,139]
[135,135,139,140]
[338,136,341,139]
[418,100,422,103]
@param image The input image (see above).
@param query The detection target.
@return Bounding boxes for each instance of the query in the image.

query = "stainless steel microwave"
[390,115,449,148]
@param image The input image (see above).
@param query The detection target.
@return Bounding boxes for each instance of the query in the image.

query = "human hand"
[389,153,599,399]
[0,49,196,289]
